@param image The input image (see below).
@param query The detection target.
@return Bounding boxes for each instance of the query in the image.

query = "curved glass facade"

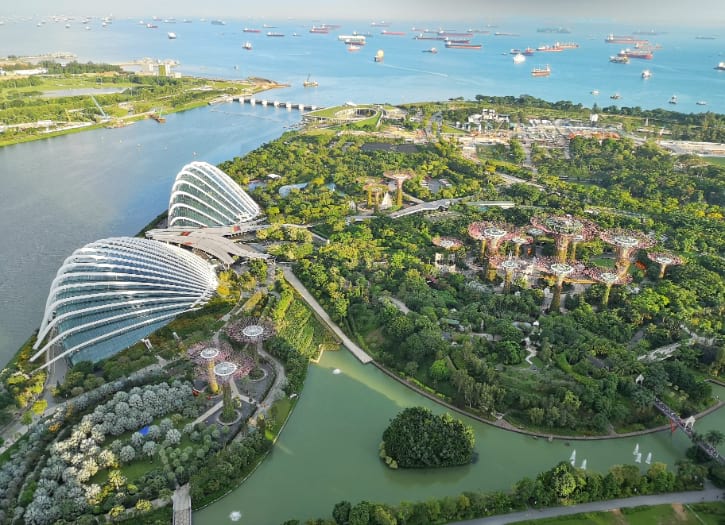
[32,237,218,368]
[168,161,260,228]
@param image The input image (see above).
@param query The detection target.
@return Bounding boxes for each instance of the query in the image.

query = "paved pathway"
[171,484,191,525]
[455,486,723,524]
[281,267,372,364]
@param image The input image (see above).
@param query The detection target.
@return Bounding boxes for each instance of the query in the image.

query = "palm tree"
[704,429,725,448]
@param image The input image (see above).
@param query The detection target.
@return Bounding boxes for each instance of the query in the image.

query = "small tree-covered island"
[380,407,475,469]
[1,93,725,524]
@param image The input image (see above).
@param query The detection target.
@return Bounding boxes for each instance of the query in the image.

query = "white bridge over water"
[233,95,322,112]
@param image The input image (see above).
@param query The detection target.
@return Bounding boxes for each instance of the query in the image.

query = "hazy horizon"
[6,0,725,27]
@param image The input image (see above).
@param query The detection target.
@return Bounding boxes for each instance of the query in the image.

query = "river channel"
[195,349,706,525]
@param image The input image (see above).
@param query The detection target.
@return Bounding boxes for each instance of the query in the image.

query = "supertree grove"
[489,255,531,293]
[530,215,598,263]
[188,341,255,395]
[600,230,655,275]
[647,252,684,279]
[533,257,586,312]
[509,232,534,258]
[384,170,413,207]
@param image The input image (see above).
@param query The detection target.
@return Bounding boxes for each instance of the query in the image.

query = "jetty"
[234,96,322,112]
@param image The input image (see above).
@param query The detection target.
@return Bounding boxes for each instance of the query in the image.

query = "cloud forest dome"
[168,161,261,228]
[31,237,218,369]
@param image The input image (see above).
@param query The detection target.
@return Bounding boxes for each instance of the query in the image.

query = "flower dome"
[168,161,260,228]
[31,237,218,368]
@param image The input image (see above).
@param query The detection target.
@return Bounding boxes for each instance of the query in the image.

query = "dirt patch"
[672,503,688,521]
[610,508,627,525]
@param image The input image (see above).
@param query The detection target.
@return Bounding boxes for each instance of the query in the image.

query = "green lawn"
[512,502,725,524]
[705,156,725,167]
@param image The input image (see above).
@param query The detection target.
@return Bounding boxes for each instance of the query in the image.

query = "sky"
[6,0,725,26]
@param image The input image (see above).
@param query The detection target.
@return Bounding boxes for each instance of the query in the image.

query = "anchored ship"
[531,64,551,77]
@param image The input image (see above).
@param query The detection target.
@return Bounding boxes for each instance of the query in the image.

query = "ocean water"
[1,17,723,112]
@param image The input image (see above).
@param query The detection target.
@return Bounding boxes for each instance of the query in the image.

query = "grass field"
[513,502,725,525]
[705,156,725,167]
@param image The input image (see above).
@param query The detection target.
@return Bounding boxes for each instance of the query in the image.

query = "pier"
[233,96,322,112]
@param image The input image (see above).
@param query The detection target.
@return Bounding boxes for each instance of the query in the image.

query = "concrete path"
[172,484,192,525]
[281,267,372,364]
[455,486,723,524]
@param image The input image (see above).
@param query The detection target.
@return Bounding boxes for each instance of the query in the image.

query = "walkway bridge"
[652,397,723,463]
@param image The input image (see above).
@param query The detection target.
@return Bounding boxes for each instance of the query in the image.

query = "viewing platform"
[234,96,322,111]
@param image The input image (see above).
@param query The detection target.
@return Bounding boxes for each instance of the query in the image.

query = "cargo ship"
[536,44,563,52]
[211,20,225,26]
[445,41,481,49]
[243,28,261,33]
[605,33,647,44]
[618,48,654,59]
[537,27,571,33]
[523,47,536,56]
[303,75,318,87]
[309,26,329,34]
[531,65,551,77]
[438,31,473,38]
[414,34,445,40]
[267,32,285,37]
[610,55,629,64]
[557,42,579,49]
[381,30,405,36]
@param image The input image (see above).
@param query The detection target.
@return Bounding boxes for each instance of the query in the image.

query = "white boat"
[167,32,177,39]
[513,53,526,63]
[591,89,600,95]
[668,94,677,104]
[243,41,252,50]
[696,100,708,106]
[641,69,651,79]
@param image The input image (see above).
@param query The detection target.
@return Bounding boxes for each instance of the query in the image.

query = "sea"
[0,17,723,367]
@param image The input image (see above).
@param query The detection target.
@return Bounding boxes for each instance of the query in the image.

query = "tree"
[108,470,126,491]
[143,440,157,459]
[119,445,136,464]
[704,430,725,448]
[332,500,351,525]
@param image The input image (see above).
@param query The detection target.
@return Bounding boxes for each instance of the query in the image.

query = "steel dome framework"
[31,237,218,369]
[168,161,260,228]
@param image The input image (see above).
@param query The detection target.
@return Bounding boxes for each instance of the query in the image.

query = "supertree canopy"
[489,255,531,292]
[432,236,464,250]
[533,257,587,312]
[509,232,534,257]
[600,229,655,275]
[363,181,389,207]
[188,341,255,394]
[530,215,598,263]
[647,252,684,279]
[585,267,633,307]
[468,221,514,257]
[384,170,414,207]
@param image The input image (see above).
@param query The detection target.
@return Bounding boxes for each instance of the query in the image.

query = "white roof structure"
[31,237,218,368]
[168,161,260,228]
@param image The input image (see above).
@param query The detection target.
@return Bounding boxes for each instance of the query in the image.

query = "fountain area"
[195,350,705,525]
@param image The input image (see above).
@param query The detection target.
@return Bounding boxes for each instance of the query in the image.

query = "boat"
[696,35,716,40]
[641,69,651,79]
[438,31,473,38]
[339,35,367,44]
[523,47,536,56]
[423,47,438,54]
[591,90,600,95]
[513,53,526,63]
[167,32,177,39]
[414,33,444,40]
[610,55,629,64]
[716,62,725,71]
[668,95,677,104]
[65,23,71,28]
[445,41,482,49]
[267,32,284,37]
[610,93,621,100]
[557,42,579,49]
[494,32,519,36]
[210,20,225,26]
[531,65,551,77]
[605,33,637,44]
[146,23,158,29]
[510,48,523,54]
[303,75,318,87]
[374,49,384,62]
[347,44,361,52]
[618,48,653,59]
[696,100,708,106]
[243,41,252,50]
[371,21,390,27]
[309,26,329,34]
[381,30,405,36]
[536,44,563,52]
[243,28,261,33]
[538,27,571,34]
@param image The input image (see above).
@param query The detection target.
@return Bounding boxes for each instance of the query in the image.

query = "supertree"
[363,181,388,208]
[489,255,531,293]
[534,257,584,312]
[509,232,534,258]
[647,252,684,279]
[199,347,222,394]
[214,361,244,423]
[432,236,464,251]
[226,317,275,361]
[600,230,655,275]
[530,215,598,263]
[384,170,413,207]
[585,268,633,307]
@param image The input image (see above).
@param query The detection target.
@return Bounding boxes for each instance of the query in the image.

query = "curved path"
[454,485,723,525]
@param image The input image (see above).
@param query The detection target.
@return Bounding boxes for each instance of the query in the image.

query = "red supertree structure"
[489,255,532,293]
[533,257,588,312]
[647,252,684,279]
[384,170,414,207]
[584,267,633,307]
[468,221,517,279]
[508,232,534,258]
[599,229,655,275]
[530,215,598,263]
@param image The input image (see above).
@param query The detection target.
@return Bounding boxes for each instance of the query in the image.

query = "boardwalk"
[281,267,372,363]
[172,484,192,525]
